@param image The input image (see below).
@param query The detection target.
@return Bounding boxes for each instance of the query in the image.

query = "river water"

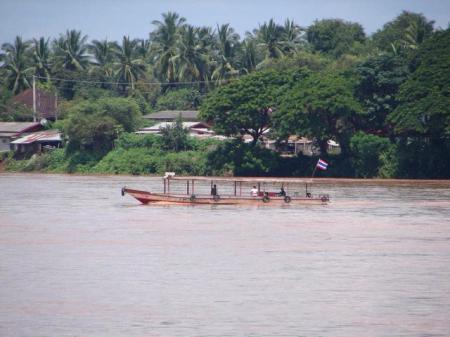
[0,173,449,337]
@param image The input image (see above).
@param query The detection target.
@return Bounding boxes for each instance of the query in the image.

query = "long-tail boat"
[121,174,330,205]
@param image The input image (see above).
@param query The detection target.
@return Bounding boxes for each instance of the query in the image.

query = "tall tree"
[0,36,32,94]
[53,30,90,71]
[386,30,450,178]
[355,53,409,135]
[89,39,117,81]
[136,39,151,60]
[201,70,292,144]
[174,25,208,83]
[150,11,186,84]
[282,19,304,55]
[388,29,450,139]
[239,39,258,74]
[32,37,52,82]
[307,19,366,57]
[276,71,362,154]
[114,36,146,92]
[211,24,240,83]
[253,19,285,62]
[373,11,435,53]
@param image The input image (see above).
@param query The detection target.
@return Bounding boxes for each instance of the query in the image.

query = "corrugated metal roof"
[140,121,210,131]
[10,130,62,144]
[143,110,199,120]
[0,122,42,133]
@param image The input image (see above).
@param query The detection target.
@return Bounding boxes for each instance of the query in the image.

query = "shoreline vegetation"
[1,11,449,179]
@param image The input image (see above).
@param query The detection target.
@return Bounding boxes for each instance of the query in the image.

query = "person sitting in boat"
[211,184,218,196]
[278,187,286,197]
[251,186,258,197]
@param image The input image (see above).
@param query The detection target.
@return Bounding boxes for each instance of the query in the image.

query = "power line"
[34,75,236,87]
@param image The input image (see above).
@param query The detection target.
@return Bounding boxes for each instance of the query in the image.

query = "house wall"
[0,136,12,152]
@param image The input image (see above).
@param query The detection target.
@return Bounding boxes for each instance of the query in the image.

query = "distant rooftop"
[0,122,42,134]
[143,110,199,121]
[13,89,57,120]
[137,121,210,133]
[10,130,62,144]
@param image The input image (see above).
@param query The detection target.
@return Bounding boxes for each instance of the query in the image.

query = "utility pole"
[55,91,58,121]
[32,75,37,122]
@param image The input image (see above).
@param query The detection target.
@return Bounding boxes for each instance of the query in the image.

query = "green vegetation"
[307,19,366,58]
[155,88,202,110]
[275,70,362,155]
[349,132,392,178]
[200,70,292,144]
[1,12,449,178]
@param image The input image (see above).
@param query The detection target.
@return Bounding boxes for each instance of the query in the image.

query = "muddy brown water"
[1,173,450,337]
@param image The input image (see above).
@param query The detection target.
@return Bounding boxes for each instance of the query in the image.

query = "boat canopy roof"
[168,176,314,184]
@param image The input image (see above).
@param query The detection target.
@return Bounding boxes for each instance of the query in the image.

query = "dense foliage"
[200,70,293,144]
[2,12,449,178]
[275,70,362,154]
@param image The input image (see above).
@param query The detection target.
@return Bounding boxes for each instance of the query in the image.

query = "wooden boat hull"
[122,187,329,205]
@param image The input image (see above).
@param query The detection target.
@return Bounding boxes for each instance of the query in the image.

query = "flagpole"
[311,163,317,178]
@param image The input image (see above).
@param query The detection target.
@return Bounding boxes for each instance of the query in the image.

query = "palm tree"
[53,30,90,71]
[150,11,186,84]
[390,19,433,54]
[211,24,240,83]
[254,19,285,61]
[136,39,151,60]
[88,39,117,79]
[114,36,146,92]
[0,36,32,94]
[32,37,52,82]
[401,20,430,50]
[282,19,304,54]
[174,25,208,83]
[239,38,257,74]
[197,26,215,53]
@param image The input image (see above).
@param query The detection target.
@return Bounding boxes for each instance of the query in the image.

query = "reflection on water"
[0,173,450,337]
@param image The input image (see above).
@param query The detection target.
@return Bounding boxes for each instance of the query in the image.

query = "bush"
[93,148,162,175]
[189,137,221,152]
[378,144,399,178]
[115,132,162,150]
[5,156,30,172]
[44,149,68,172]
[93,148,209,176]
[350,132,391,177]
[65,150,103,173]
[4,151,60,172]
[159,151,209,175]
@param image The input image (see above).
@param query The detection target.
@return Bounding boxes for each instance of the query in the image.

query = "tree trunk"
[318,139,328,155]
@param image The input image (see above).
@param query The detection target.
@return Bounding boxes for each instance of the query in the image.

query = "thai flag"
[316,158,329,170]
